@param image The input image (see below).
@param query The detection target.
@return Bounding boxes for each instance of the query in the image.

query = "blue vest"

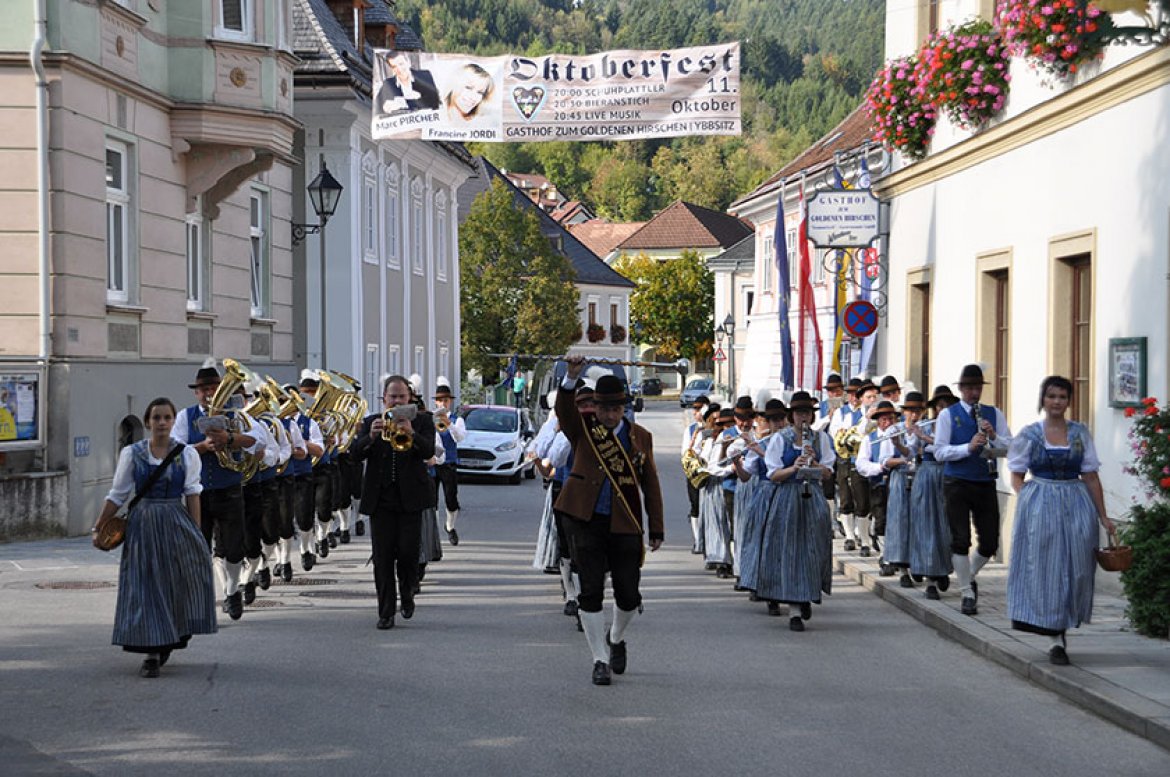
[440,429,459,464]
[277,418,296,478]
[720,427,740,492]
[185,405,243,491]
[289,415,314,477]
[594,423,632,516]
[1020,422,1086,480]
[129,440,187,500]
[867,431,888,486]
[943,404,1000,482]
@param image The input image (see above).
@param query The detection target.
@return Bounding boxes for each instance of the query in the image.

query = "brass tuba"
[244,375,291,476]
[202,358,264,480]
[304,373,348,465]
[321,370,368,454]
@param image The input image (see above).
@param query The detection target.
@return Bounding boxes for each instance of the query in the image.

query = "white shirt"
[546,432,572,469]
[105,441,203,506]
[285,418,307,459]
[705,430,739,477]
[855,433,899,478]
[173,406,264,455]
[764,429,837,479]
[534,411,560,458]
[1007,422,1100,474]
[932,400,1012,462]
[828,404,862,438]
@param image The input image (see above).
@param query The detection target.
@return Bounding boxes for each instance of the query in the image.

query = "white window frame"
[105,140,132,305]
[413,345,425,379]
[385,185,400,269]
[362,175,377,264]
[249,186,270,318]
[435,192,448,282]
[761,229,773,293]
[814,248,826,285]
[365,344,380,409]
[216,0,253,42]
[412,196,424,276]
[387,345,401,376]
[439,344,450,385]
[787,228,798,290]
[186,205,210,312]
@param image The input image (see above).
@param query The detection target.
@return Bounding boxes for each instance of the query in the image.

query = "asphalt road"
[1,398,1168,775]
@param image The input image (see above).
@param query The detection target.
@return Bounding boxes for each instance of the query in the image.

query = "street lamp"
[714,327,725,394]
[722,314,736,399]
[292,162,343,365]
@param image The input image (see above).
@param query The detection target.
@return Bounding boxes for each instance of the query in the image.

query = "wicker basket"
[1095,542,1133,572]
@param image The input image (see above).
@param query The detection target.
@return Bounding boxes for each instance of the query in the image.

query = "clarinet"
[971,403,997,476]
[799,423,815,499]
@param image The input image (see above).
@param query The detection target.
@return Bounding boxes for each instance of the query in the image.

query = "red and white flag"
[797,184,823,391]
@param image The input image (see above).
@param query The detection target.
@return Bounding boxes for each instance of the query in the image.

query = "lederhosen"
[185,406,246,563]
[943,404,1002,559]
[865,433,890,539]
[276,417,298,542]
[290,415,316,536]
[434,428,461,513]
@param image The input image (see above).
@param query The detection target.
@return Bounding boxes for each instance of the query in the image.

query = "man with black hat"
[931,365,1012,616]
[432,380,466,544]
[557,356,664,686]
[879,375,903,404]
[172,362,262,620]
[350,374,437,630]
[681,394,709,554]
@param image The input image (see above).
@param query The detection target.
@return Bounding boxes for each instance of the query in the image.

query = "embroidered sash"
[582,413,647,566]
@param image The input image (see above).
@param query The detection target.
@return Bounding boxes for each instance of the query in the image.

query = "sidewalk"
[835,547,1170,752]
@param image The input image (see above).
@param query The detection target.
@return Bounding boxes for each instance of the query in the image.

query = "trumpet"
[873,418,936,443]
[381,404,417,452]
[434,409,451,434]
[485,352,691,372]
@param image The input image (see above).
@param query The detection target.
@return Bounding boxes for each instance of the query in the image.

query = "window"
[813,249,826,284]
[385,188,399,268]
[414,346,425,379]
[992,270,1010,408]
[186,206,210,311]
[610,302,619,326]
[412,198,424,275]
[761,230,773,292]
[907,276,931,391]
[249,187,269,318]
[1069,255,1092,421]
[436,210,448,281]
[106,142,132,304]
[787,228,798,289]
[217,0,252,41]
[928,0,940,34]
[439,344,450,384]
[362,177,377,264]
[744,289,755,317]
[365,344,380,409]
[388,344,401,376]
[588,302,598,326]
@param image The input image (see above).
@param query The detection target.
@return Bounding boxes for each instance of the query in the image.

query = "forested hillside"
[394,0,885,218]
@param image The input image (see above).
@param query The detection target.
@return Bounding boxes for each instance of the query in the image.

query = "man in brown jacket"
[556,356,664,686]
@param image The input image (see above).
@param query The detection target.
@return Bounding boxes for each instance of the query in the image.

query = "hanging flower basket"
[913,19,1011,130]
[586,323,606,343]
[997,0,1111,79]
[865,55,937,160]
[610,324,627,344]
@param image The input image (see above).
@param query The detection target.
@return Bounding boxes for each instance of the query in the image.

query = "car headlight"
[495,440,518,452]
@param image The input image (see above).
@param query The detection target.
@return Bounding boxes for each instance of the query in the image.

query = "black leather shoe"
[221,598,230,614]
[879,562,896,577]
[281,562,293,582]
[1049,645,1070,665]
[401,600,415,619]
[301,552,315,572]
[960,596,977,616]
[355,519,365,536]
[376,617,394,630]
[766,601,782,616]
[227,591,243,620]
[799,602,812,621]
[971,580,979,600]
[925,585,940,600]
[859,545,872,557]
[936,575,951,592]
[911,574,925,583]
[789,616,805,632]
[340,530,351,544]
[563,599,579,617]
[257,567,272,590]
[592,661,612,686]
[843,539,857,551]
[140,657,160,678]
[327,533,338,549]
[317,539,330,559]
[447,529,459,546]
[243,581,257,605]
[899,573,914,588]
[607,631,627,675]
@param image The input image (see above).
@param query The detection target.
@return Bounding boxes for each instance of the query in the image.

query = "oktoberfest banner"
[371,43,740,143]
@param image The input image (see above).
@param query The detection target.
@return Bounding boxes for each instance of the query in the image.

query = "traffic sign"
[842,300,879,338]
[713,347,726,362]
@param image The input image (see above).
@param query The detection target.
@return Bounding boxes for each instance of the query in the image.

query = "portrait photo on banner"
[372,50,506,142]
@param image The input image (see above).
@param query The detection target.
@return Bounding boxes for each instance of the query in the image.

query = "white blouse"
[1007,423,1100,475]
[104,441,203,507]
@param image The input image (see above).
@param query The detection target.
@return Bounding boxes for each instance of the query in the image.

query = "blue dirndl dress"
[883,466,912,567]
[909,449,951,579]
[735,442,778,591]
[112,441,217,653]
[754,430,833,605]
[420,466,443,564]
[1006,422,1100,635]
[731,464,758,579]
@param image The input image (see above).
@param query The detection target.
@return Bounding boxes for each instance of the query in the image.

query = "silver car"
[455,405,537,484]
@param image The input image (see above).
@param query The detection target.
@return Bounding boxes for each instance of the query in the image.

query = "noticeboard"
[806,189,881,248]
[0,370,42,450]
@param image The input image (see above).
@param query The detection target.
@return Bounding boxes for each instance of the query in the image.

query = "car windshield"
[686,379,711,390]
[461,408,519,433]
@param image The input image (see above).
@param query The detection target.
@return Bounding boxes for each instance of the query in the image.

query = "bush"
[586,323,606,342]
[1119,502,1170,638]
[610,324,627,343]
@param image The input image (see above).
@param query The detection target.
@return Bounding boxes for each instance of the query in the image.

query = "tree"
[613,250,713,361]
[460,179,580,380]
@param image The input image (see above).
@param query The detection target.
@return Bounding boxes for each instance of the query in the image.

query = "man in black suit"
[375,51,440,118]
[350,375,436,630]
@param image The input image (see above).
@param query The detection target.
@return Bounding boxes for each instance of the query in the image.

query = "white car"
[455,405,537,484]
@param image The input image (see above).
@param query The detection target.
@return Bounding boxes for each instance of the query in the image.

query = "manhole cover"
[299,589,376,599]
[246,599,284,608]
[285,577,338,586]
[35,581,116,590]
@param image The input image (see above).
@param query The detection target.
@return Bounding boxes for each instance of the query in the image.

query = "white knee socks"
[222,560,242,596]
[279,537,293,565]
[953,553,973,595]
[971,551,991,577]
[335,508,350,531]
[299,529,314,555]
[842,513,857,541]
[580,610,610,664]
[610,606,637,644]
[261,542,277,570]
[445,509,459,532]
[559,559,578,603]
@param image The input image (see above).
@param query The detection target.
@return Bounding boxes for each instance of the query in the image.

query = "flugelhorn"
[434,410,451,434]
[382,404,417,452]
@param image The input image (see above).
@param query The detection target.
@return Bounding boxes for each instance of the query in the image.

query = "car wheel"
[524,465,536,479]
[509,470,523,485]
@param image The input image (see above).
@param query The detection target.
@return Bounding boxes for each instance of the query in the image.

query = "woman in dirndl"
[1007,376,1115,666]
[92,398,216,678]
[756,392,836,632]
[881,392,928,586]
[909,386,958,600]
[736,399,785,602]
[699,408,736,577]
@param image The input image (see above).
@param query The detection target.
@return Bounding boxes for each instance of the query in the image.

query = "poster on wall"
[371,43,741,143]
[0,371,40,447]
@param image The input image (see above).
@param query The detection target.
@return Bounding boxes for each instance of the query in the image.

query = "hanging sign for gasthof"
[806,190,880,248]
